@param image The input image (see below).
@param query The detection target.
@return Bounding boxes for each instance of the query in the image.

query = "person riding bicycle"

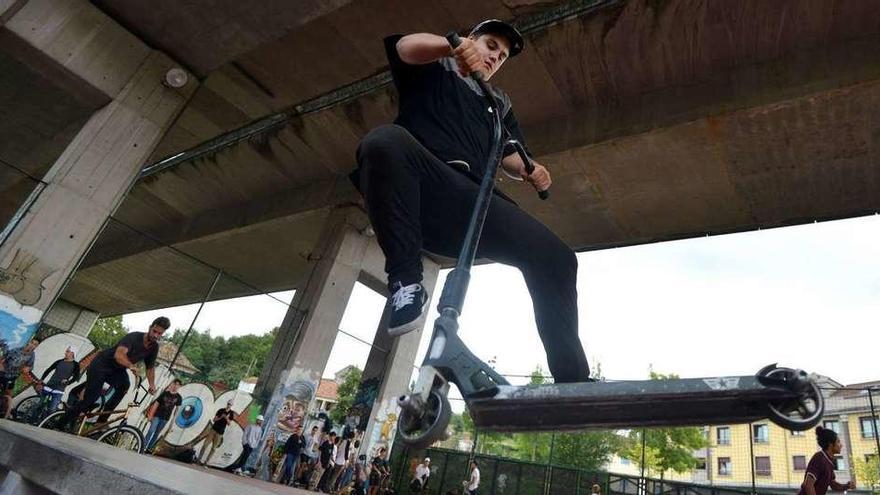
[35,345,81,419]
[351,20,590,383]
[57,317,168,430]
[0,337,40,418]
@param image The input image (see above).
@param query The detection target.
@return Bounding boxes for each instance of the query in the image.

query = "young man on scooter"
[353,20,590,383]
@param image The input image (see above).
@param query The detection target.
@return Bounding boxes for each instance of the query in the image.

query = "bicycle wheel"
[38,410,73,431]
[13,396,45,425]
[97,425,143,453]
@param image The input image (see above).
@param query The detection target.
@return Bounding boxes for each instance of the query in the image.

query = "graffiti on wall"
[254,366,320,481]
[0,249,56,350]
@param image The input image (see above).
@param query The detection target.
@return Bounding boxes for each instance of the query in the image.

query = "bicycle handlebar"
[445,32,549,201]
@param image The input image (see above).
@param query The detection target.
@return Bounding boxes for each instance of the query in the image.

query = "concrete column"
[0,0,196,349]
[358,259,439,457]
[256,209,370,400]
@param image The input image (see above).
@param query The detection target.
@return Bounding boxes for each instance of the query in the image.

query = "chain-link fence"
[390,385,880,495]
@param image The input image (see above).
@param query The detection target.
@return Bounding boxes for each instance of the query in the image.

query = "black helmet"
[469,19,524,57]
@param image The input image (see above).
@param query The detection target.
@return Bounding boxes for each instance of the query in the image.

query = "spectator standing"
[279,425,307,485]
[229,414,264,475]
[194,399,236,466]
[36,345,80,419]
[465,460,480,495]
[144,378,182,452]
[0,338,40,418]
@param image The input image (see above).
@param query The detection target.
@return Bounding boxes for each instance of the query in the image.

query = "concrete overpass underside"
[30,0,877,315]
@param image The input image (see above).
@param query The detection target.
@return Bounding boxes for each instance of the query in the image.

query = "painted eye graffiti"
[176,396,203,428]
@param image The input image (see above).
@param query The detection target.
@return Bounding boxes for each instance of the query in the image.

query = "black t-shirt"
[153,391,182,420]
[212,408,235,433]
[319,440,335,468]
[383,34,530,183]
[285,433,306,455]
[41,359,80,389]
[96,332,158,369]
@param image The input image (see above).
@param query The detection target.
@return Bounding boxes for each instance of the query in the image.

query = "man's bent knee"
[357,124,413,165]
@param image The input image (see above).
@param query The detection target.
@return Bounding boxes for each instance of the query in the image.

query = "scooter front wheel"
[762,366,823,431]
[397,389,451,450]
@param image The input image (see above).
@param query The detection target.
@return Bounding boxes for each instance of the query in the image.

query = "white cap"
[256,415,265,422]
[227,399,234,406]
[424,457,431,462]
[65,346,77,357]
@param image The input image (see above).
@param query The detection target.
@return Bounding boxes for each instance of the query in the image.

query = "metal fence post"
[169,269,222,371]
[869,389,880,480]
[641,429,648,495]
[748,423,756,495]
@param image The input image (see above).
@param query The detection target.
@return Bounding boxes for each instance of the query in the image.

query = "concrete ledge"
[0,420,287,495]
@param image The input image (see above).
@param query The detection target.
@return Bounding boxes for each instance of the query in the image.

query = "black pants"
[227,444,252,472]
[61,362,129,428]
[356,124,590,382]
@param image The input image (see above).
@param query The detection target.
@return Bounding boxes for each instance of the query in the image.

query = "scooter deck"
[468,375,798,432]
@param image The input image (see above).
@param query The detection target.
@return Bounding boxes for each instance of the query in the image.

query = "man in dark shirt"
[37,345,81,418]
[57,317,168,430]
[351,20,590,383]
[0,337,39,418]
[195,399,236,466]
[144,378,182,452]
[308,431,337,490]
[279,425,306,486]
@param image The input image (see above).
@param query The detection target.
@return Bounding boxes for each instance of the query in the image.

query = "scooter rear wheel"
[397,389,451,450]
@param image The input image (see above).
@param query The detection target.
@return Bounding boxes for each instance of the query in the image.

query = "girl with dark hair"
[798,426,856,495]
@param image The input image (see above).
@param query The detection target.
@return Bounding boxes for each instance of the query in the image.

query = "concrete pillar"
[253,208,439,479]
[256,209,370,400]
[358,260,439,458]
[0,0,196,349]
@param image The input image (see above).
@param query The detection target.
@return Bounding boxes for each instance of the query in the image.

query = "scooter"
[395,33,824,449]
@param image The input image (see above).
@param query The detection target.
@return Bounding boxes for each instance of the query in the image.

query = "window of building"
[717,426,731,445]
[834,455,846,471]
[823,420,841,434]
[860,416,877,439]
[866,454,878,463]
[755,456,771,477]
[718,457,732,476]
[753,424,770,443]
[790,430,805,436]
[696,458,707,470]
[793,456,807,471]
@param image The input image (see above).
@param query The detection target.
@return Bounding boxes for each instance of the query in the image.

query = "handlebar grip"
[511,140,550,201]
[445,32,462,49]
[445,32,485,83]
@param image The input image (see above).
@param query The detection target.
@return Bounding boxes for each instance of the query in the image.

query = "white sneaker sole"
[387,297,428,337]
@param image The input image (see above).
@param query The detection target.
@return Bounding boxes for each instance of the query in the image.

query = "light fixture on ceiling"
[163,68,188,88]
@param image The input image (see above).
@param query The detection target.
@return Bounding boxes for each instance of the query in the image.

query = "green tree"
[855,455,880,494]
[89,316,129,349]
[166,327,276,388]
[331,367,363,424]
[622,372,708,478]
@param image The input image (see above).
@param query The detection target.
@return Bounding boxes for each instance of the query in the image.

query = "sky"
[124,214,880,408]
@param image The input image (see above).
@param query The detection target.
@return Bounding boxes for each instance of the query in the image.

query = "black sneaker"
[388,282,428,337]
